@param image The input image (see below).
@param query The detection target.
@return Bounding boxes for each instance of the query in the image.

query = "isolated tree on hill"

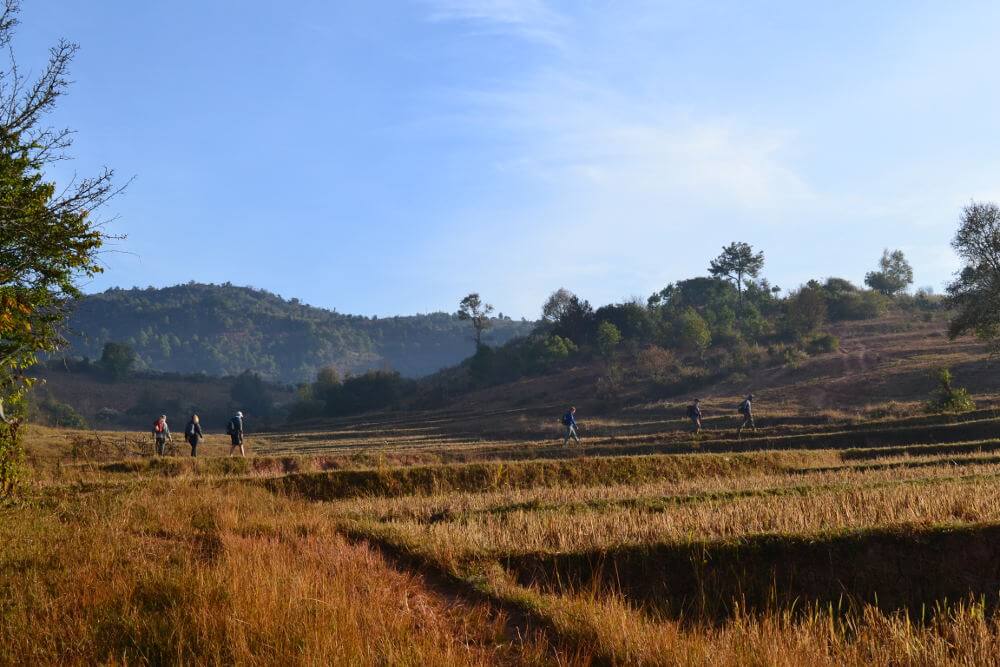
[0,1,122,496]
[946,201,1000,354]
[99,342,135,381]
[864,249,913,296]
[457,293,494,348]
[541,288,576,324]
[708,242,765,311]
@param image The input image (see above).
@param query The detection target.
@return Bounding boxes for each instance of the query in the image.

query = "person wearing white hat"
[227,411,245,457]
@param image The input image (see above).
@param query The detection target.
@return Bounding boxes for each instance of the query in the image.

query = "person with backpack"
[152,415,172,456]
[227,411,245,457]
[185,414,203,457]
[738,393,756,438]
[687,399,703,434]
[561,406,580,445]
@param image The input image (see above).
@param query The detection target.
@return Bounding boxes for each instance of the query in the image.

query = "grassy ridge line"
[260,408,1000,455]
[72,435,1000,487]
[265,441,1000,501]
[366,416,1000,465]
[392,470,1000,523]
[502,523,1000,621]
[533,416,1000,460]
[842,438,1000,460]
[263,453,819,500]
[562,408,1000,445]
[66,451,454,477]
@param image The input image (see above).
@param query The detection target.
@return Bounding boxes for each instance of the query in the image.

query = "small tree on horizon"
[457,293,494,348]
[708,242,765,312]
[864,248,914,296]
[946,201,1000,355]
[541,288,576,324]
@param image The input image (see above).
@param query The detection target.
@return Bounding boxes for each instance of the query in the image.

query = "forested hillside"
[64,284,533,382]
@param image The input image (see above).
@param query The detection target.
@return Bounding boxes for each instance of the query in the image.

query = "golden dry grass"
[0,480,554,665]
[15,399,1000,664]
[339,469,1000,562]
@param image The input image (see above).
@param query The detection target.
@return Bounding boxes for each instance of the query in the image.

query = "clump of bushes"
[635,346,678,384]
[806,333,840,355]
[925,368,976,414]
[32,392,88,429]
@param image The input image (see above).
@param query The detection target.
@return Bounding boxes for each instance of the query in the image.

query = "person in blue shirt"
[561,406,580,445]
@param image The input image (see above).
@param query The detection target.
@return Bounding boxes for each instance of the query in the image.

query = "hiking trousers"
[155,436,168,456]
[563,424,580,445]
[739,415,755,433]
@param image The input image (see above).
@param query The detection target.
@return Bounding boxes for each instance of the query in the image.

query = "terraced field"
[13,405,1000,664]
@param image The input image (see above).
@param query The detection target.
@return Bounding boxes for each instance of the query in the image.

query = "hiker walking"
[687,399,703,434]
[561,406,580,445]
[152,414,172,456]
[185,414,203,457]
[738,393,756,438]
[227,411,245,457]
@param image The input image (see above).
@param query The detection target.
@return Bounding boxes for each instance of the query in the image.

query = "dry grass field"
[5,317,1000,665]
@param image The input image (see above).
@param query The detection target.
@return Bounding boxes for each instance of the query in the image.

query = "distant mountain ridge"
[65,283,534,382]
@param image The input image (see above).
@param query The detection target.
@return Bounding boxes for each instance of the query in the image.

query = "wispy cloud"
[421,0,568,47]
[454,70,814,216]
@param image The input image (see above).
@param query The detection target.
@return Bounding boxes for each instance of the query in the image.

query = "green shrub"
[677,308,711,358]
[35,393,88,429]
[806,333,840,355]
[767,343,806,367]
[0,413,22,499]
[782,346,808,366]
[595,321,622,360]
[925,368,976,414]
[727,343,768,374]
[543,334,577,361]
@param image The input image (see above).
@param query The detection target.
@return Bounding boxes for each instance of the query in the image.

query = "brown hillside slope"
[171,312,994,460]
[441,313,993,417]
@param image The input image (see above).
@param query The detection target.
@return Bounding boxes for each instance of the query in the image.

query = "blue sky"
[17,1,1000,317]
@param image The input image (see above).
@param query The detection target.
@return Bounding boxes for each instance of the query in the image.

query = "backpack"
[561,413,572,426]
[687,405,698,419]
[186,422,196,437]
[153,420,164,433]
[738,400,750,415]
[227,417,240,435]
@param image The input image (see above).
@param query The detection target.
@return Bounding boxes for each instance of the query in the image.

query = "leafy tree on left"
[0,1,122,497]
